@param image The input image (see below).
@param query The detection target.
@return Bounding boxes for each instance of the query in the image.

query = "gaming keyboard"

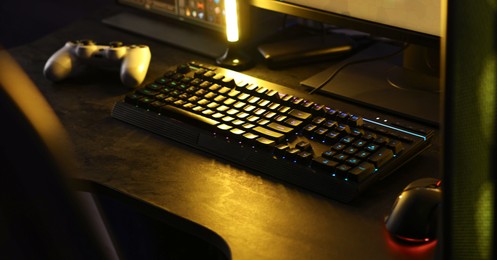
[111,61,433,202]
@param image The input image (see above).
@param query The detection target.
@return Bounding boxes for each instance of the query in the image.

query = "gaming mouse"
[385,178,442,242]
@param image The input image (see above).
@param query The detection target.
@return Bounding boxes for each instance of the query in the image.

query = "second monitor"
[250,0,442,126]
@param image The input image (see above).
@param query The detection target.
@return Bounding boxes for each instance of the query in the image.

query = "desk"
[6,4,440,260]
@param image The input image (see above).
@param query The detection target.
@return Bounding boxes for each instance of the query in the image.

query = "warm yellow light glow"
[224,0,239,42]
[479,56,496,141]
[476,182,494,259]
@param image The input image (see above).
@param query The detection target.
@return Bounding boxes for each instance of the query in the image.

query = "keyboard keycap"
[348,162,375,182]
[367,148,394,168]
[267,122,294,134]
[288,109,312,121]
[160,105,220,128]
[253,126,285,141]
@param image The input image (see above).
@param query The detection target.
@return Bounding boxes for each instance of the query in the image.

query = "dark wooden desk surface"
[6,5,441,260]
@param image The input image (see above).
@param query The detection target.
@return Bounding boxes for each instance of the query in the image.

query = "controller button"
[110,41,124,47]
[79,39,95,45]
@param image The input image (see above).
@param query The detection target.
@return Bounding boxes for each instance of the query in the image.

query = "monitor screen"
[282,0,441,37]
[251,0,441,47]
[118,0,225,31]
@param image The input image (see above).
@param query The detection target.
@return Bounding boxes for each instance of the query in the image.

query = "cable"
[307,42,409,95]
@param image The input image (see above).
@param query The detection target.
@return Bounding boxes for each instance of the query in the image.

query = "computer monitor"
[104,0,230,57]
[104,0,272,59]
[250,0,442,126]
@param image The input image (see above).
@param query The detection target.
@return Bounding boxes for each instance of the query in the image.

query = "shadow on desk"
[0,49,229,260]
[79,180,231,260]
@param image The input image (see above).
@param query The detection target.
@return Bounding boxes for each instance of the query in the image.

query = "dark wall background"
[0,0,113,48]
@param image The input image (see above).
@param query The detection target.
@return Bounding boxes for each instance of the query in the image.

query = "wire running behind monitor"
[250,0,442,126]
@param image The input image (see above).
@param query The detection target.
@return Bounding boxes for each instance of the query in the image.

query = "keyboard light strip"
[363,118,427,141]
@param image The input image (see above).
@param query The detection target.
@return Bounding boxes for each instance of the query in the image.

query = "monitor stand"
[102,12,227,58]
[301,42,440,126]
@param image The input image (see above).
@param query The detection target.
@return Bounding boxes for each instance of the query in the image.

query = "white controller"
[43,40,151,87]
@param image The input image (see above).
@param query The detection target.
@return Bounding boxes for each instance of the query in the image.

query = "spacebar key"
[160,105,220,129]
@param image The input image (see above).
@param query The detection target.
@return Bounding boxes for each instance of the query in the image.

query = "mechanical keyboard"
[111,61,433,202]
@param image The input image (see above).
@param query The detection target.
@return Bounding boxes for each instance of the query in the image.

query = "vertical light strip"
[475,51,496,260]
[225,0,239,42]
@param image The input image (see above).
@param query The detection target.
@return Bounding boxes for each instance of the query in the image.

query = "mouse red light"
[395,234,434,243]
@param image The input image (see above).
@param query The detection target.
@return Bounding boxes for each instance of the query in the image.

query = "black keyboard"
[111,61,433,202]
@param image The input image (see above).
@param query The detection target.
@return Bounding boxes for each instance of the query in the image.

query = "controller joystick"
[43,40,151,87]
